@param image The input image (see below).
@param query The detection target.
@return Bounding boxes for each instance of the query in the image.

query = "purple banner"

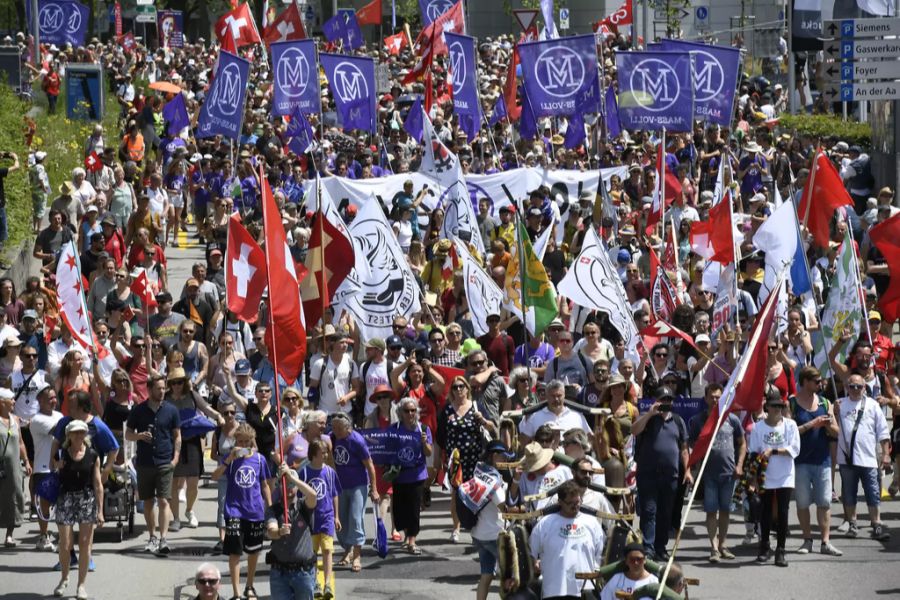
[360,428,422,466]
[419,0,455,25]
[615,50,694,132]
[271,40,321,117]
[656,39,740,127]
[197,51,250,140]
[31,0,88,47]
[320,53,377,133]
[637,396,704,424]
[445,33,481,141]
[518,34,600,118]
[157,9,183,48]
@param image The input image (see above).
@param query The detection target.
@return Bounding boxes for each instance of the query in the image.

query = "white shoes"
[76,583,88,599]
[36,534,56,552]
[185,511,199,528]
[53,578,68,597]
[144,535,159,553]
[169,519,181,532]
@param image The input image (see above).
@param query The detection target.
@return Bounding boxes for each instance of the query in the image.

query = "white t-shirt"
[11,369,49,421]
[471,479,507,542]
[519,406,591,439]
[748,418,800,488]
[362,358,391,417]
[30,410,63,474]
[600,573,659,600]
[836,396,890,469]
[518,464,573,511]
[530,511,606,595]
[311,354,359,415]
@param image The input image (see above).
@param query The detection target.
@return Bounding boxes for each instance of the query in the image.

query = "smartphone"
[237,448,251,458]
[658,403,673,413]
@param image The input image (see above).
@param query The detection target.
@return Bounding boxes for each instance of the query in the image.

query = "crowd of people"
[0,12,896,600]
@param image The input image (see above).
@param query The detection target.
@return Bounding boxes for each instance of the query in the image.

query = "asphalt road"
[4,229,899,599]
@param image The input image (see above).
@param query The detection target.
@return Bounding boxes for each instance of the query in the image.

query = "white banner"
[455,238,504,336]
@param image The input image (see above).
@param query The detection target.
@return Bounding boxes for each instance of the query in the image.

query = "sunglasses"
[451,384,466,390]
[253,337,263,342]
[257,388,272,394]
[470,360,485,367]
[182,330,195,335]
[431,337,445,342]
[847,383,865,391]
[223,411,236,416]
[22,353,37,359]
[402,408,417,413]
[197,578,219,586]
[655,352,668,357]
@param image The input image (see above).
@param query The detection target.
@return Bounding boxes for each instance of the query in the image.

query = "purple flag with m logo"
[197,51,250,140]
[518,34,600,119]
[615,50,694,132]
[321,53,377,134]
[445,33,481,141]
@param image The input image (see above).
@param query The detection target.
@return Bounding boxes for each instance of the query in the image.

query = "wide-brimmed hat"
[368,384,396,402]
[744,141,762,153]
[167,367,187,382]
[58,181,75,195]
[520,441,554,473]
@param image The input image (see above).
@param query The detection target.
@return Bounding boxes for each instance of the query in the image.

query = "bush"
[0,85,33,254]
[777,113,871,146]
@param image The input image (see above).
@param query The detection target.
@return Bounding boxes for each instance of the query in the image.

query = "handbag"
[371,504,389,558]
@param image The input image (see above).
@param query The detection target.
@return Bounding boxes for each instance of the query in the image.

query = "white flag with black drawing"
[455,238,504,336]
[441,163,486,256]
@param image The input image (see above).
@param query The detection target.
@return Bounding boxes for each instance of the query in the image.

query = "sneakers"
[836,520,850,533]
[797,539,813,554]
[756,548,772,563]
[872,523,890,541]
[185,511,199,528]
[719,546,736,560]
[742,531,757,545]
[774,548,788,567]
[53,578,68,597]
[169,519,182,532]
[314,582,323,599]
[847,522,859,538]
[323,584,334,600]
[889,482,899,498]
[144,536,159,553]
[449,530,460,543]
[212,540,223,555]
[821,541,843,556]
[76,584,88,600]
[708,549,721,563]
[155,538,171,556]
[36,535,56,552]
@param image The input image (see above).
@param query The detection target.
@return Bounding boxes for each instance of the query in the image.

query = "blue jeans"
[337,484,367,549]
[636,473,678,556]
[0,204,7,244]
[216,477,227,529]
[839,465,881,508]
[472,538,499,575]
[269,565,316,600]
[702,475,735,513]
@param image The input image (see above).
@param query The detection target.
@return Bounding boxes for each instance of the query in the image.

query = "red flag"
[261,175,306,384]
[869,213,900,322]
[689,278,783,467]
[84,151,103,173]
[118,32,136,53]
[300,201,355,329]
[226,213,267,323]
[644,140,682,235]
[640,318,697,351]
[798,151,853,249]
[220,27,238,55]
[424,71,434,113]
[413,0,464,57]
[648,246,679,321]
[130,271,158,309]
[594,0,633,31]
[215,3,261,49]
[384,32,408,56]
[357,0,382,26]
[403,23,436,84]
[690,190,735,263]
[263,1,307,45]
[503,46,522,122]
[43,314,58,344]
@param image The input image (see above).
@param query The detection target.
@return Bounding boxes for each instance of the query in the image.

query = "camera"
[658,403,673,413]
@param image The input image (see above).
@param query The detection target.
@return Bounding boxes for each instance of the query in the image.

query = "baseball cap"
[386,335,404,348]
[22,309,38,320]
[617,248,631,263]
[234,359,252,375]
[366,338,386,351]
[695,334,711,344]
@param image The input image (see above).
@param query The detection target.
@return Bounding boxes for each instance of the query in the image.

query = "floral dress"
[437,403,485,483]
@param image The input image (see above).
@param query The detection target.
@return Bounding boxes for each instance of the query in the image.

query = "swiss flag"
[261,173,306,384]
[644,140,683,236]
[215,3,261,49]
[356,0,382,26]
[130,271,158,309]
[119,32,136,53]
[226,213,266,323]
[414,0,464,57]
[300,200,355,330]
[384,32,408,56]
[798,150,853,248]
[690,189,736,263]
[84,151,103,173]
[403,24,435,84]
[640,318,696,350]
[263,1,307,46]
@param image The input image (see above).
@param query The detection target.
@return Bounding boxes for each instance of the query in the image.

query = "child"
[213,423,273,600]
[300,439,342,600]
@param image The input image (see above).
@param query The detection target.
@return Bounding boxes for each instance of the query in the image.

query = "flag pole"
[316,172,330,330]
[513,205,534,393]
[259,163,290,525]
[800,147,821,231]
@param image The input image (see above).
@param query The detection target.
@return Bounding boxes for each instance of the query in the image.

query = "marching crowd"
[0,16,897,600]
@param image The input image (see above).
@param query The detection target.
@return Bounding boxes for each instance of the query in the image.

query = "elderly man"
[519,379,590,446]
[466,349,508,425]
[192,563,223,600]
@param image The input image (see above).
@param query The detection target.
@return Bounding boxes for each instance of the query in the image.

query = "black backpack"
[455,486,485,531]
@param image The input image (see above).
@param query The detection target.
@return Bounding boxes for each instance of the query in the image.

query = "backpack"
[361,359,396,400]
[455,488,483,531]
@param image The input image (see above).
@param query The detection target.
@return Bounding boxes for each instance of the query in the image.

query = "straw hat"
[519,441,554,473]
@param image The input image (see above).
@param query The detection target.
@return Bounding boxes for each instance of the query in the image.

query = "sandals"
[336,556,352,567]
[243,585,258,600]
[407,544,422,555]
[351,557,362,572]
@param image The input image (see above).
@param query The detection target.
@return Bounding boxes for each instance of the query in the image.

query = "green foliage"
[0,85,31,253]
[777,113,872,146]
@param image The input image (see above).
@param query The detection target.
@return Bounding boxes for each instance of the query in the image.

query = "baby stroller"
[102,444,136,541]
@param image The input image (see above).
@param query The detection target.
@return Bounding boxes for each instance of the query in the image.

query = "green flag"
[503,221,558,336]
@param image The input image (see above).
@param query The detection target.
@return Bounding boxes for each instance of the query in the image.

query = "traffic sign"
[826,60,900,82]
[135,5,156,23]
[559,8,569,30]
[695,6,710,31]
[824,37,900,60]
[825,18,900,39]
[822,80,900,102]
[512,9,539,32]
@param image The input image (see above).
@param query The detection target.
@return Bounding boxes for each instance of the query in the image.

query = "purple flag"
[162,93,190,136]
[564,113,584,149]
[656,39,741,127]
[518,34,600,119]
[323,13,347,43]
[286,108,317,155]
[540,0,558,39]
[197,51,250,140]
[519,84,537,140]
[615,50,694,132]
[271,40,321,117]
[320,53,377,133]
[337,9,365,50]
[419,0,455,25]
[403,96,424,141]
[31,0,88,47]
[604,84,621,138]
[488,94,507,127]
[445,33,481,141]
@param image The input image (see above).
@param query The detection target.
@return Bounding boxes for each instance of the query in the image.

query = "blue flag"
[419,0,455,25]
[30,0,88,47]
[519,84,538,140]
[320,53,377,133]
[271,40,321,117]
[197,51,250,140]
[403,96,424,142]
[656,39,741,127]
[604,84,621,138]
[564,113,584,149]
[615,50,694,132]
[791,228,812,295]
[445,33,481,141]
[323,13,347,42]
[286,108,317,155]
[162,93,190,136]
[337,9,365,50]
[518,34,600,119]
[488,94,507,127]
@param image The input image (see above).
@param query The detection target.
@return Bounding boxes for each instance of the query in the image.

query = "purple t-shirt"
[333,430,372,490]
[391,423,432,484]
[514,342,555,369]
[300,463,342,536]
[224,452,272,521]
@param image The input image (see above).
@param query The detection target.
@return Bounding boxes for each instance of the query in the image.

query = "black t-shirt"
[59,447,98,493]
[126,400,181,467]
[0,167,8,207]
[266,500,315,567]
[635,413,688,479]
[36,226,73,264]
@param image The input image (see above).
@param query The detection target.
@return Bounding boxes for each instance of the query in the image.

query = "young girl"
[301,439,342,600]
[213,423,272,600]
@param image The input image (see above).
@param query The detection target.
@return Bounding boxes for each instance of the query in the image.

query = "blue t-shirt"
[224,452,272,521]
[300,463,341,536]
[514,342,555,369]
[635,414,688,480]
[53,415,120,458]
[739,154,767,197]
[391,423,432,484]
[126,400,181,467]
[332,430,371,490]
[792,397,832,466]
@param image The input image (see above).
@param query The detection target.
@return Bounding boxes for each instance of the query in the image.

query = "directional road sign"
[822,81,900,102]
[825,18,900,39]
[824,38,900,60]
[826,61,900,82]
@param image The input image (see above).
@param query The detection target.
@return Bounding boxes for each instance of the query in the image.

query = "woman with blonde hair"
[407,239,427,277]
[56,350,92,417]
[53,419,103,599]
